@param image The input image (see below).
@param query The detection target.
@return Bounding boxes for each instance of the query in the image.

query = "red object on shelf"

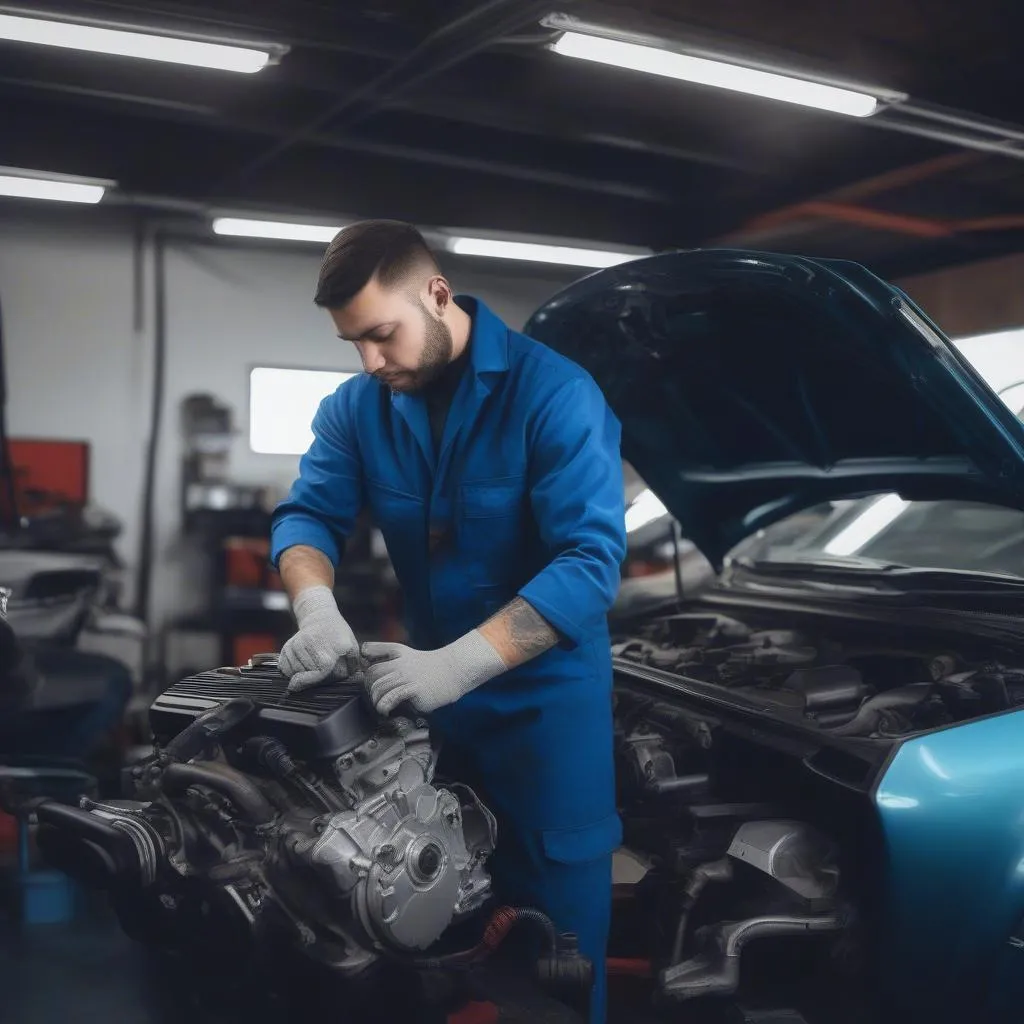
[0,809,17,857]
[224,537,283,590]
[233,634,277,666]
[8,438,90,510]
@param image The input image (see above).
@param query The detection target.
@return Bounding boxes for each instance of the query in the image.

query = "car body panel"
[524,249,1024,568]
[874,709,1024,1019]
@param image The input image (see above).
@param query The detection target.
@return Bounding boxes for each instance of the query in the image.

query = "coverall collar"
[390,295,509,470]
[454,294,510,380]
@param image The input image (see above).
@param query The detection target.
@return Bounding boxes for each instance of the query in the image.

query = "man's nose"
[360,344,386,373]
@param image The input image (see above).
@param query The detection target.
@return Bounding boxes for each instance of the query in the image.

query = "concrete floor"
[0,892,592,1024]
[0,898,221,1024]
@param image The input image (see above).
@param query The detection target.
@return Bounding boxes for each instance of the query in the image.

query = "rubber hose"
[164,698,255,762]
[162,762,275,824]
[397,906,560,969]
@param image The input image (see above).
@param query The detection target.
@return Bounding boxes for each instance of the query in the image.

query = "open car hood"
[524,250,1024,569]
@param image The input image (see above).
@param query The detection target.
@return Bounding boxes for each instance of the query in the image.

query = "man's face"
[329,276,453,394]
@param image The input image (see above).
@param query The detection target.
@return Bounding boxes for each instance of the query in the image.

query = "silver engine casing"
[307,725,496,952]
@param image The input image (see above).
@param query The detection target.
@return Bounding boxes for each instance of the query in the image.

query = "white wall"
[0,210,151,602]
[0,208,574,634]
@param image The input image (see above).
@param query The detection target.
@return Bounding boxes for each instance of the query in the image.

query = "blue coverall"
[271,296,627,1022]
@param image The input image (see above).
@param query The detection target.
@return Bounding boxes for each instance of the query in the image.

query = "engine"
[33,656,496,976]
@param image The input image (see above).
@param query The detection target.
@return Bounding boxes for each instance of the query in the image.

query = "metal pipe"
[670,857,733,965]
[661,911,844,1000]
[869,116,1024,162]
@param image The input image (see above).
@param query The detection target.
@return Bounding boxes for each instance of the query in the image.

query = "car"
[26,249,1024,1024]
[525,249,1024,1023]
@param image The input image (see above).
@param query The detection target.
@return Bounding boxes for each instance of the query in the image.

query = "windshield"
[735,497,1024,580]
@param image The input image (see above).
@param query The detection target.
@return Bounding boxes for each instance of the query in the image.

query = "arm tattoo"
[483,597,558,663]
[505,597,558,658]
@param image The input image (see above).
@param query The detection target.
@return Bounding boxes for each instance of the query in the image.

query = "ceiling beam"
[218,0,561,193]
[0,75,674,204]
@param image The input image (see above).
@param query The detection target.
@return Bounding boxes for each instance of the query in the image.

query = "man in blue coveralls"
[270,220,626,1023]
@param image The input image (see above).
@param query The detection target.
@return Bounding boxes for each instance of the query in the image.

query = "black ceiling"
[3,0,1024,276]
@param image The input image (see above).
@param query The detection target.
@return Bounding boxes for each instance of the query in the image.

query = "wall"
[898,253,1024,338]
[0,208,151,603]
[0,207,575,633]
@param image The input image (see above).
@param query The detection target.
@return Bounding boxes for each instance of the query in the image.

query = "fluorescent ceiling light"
[213,218,341,243]
[0,168,110,204]
[551,30,880,118]
[823,493,909,556]
[449,236,642,269]
[0,13,273,73]
[626,488,669,533]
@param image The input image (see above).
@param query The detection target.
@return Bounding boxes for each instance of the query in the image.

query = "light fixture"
[0,12,277,73]
[823,493,909,556]
[545,15,898,119]
[213,218,341,243]
[0,167,112,204]
[448,236,644,269]
[625,489,669,533]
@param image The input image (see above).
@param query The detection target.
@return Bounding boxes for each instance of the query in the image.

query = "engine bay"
[612,607,1024,739]
[601,602,1024,1021]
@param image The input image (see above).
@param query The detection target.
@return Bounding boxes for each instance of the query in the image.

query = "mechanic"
[270,220,626,1024]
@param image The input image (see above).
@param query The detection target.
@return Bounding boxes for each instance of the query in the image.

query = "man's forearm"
[279,545,335,603]
[478,596,558,670]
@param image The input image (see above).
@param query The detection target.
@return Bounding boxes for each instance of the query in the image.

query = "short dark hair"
[314,219,439,308]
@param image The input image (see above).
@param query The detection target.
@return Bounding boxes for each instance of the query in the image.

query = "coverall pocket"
[460,475,526,518]
[540,814,623,865]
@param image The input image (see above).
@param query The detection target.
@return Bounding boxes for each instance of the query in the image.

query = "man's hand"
[361,632,507,716]
[279,585,360,692]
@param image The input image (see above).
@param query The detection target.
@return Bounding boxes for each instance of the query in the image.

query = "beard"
[378,301,454,394]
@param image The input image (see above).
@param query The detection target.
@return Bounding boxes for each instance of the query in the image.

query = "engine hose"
[823,683,932,737]
[242,736,339,814]
[161,762,276,825]
[395,906,559,969]
[164,698,255,762]
[670,857,734,966]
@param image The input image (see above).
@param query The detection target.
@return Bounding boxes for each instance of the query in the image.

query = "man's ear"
[426,275,452,315]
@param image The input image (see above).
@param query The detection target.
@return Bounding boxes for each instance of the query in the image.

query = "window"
[249,367,356,455]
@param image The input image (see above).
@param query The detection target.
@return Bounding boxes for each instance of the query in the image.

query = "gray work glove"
[279,585,360,693]
[361,632,508,716]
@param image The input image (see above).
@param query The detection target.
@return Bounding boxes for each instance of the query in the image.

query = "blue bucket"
[20,870,76,925]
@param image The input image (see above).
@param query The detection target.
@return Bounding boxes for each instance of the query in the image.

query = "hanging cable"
[0,296,20,531]
[134,229,166,624]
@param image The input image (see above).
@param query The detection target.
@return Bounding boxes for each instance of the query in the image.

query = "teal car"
[526,250,1024,1023]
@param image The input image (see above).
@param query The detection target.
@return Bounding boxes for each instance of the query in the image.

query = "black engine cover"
[150,661,376,759]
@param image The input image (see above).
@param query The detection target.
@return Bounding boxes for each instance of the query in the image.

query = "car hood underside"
[525,249,1024,568]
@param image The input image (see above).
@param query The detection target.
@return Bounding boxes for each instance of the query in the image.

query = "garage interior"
[2,2,1024,1023]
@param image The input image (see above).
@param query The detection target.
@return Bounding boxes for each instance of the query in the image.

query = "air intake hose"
[162,762,276,825]
[32,799,140,887]
[164,697,255,762]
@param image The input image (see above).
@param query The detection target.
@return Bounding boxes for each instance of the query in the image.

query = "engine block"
[34,657,496,976]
